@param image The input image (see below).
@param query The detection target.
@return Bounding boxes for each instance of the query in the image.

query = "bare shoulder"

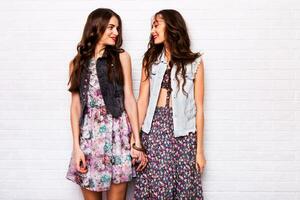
[119,51,131,63]
[119,51,132,73]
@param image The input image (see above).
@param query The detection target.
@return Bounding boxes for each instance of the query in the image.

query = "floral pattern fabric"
[66,59,133,192]
[134,107,203,199]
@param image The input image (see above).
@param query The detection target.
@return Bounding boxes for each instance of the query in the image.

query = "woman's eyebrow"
[152,20,158,26]
[108,24,119,28]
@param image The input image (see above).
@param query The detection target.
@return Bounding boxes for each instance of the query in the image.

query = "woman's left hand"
[196,152,206,174]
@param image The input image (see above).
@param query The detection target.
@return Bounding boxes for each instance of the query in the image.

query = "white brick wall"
[0,0,299,199]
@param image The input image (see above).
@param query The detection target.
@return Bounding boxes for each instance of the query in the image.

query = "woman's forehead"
[152,14,164,24]
[108,16,119,26]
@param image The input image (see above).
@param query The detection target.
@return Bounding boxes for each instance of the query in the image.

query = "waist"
[155,105,172,109]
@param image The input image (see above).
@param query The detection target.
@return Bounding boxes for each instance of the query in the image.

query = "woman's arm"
[70,92,81,150]
[69,62,81,150]
[137,64,150,129]
[119,52,142,146]
[69,62,87,173]
[194,58,206,173]
[120,51,147,170]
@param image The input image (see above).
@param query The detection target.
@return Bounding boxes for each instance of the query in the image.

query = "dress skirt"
[134,106,203,199]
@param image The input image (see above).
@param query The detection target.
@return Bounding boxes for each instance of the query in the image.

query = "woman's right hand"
[73,148,88,173]
[131,146,148,171]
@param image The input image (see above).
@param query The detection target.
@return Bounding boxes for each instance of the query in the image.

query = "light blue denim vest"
[142,52,202,137]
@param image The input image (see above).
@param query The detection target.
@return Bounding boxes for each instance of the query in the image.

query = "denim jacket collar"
[158,50,168,64]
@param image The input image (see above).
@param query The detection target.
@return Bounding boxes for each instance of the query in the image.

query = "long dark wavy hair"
[68,8,124,92]
[143,9,201,94]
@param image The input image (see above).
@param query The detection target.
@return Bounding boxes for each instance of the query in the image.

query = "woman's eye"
[152,23,158,29]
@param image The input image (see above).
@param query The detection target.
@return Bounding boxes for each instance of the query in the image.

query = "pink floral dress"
[66,59,133,192]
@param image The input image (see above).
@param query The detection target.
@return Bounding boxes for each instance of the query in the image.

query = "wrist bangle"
[132,143,145,152]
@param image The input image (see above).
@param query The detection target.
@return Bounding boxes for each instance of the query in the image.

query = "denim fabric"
[142,52,202,137]
[79,55,124,126]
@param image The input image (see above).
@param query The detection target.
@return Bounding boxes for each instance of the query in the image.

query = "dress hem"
[66,175,132,192]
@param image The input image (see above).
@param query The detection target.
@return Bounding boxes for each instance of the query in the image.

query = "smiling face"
[98,16,119,46]
[151,14,167,45]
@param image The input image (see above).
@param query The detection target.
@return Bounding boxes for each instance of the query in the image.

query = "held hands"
[73,148,88,174]
[131,142,148,171]
[196,151,206,174]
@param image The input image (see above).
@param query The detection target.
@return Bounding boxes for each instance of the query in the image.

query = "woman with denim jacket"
[65,8,147,200]
[134,9,206,199]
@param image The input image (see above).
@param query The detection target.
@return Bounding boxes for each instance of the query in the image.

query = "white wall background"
[0,0,299,199]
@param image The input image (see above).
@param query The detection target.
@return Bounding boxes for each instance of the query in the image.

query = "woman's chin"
[104,42,116,47]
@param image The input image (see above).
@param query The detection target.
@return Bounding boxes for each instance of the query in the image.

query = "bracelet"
[132,143,145,152]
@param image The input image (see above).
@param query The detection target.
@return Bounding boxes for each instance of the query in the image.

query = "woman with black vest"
[134,9,206,199]
[66,8,147,200]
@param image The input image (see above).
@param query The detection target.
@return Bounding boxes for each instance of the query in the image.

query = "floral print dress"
[134,67,203,199]
[66,59,133,192]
